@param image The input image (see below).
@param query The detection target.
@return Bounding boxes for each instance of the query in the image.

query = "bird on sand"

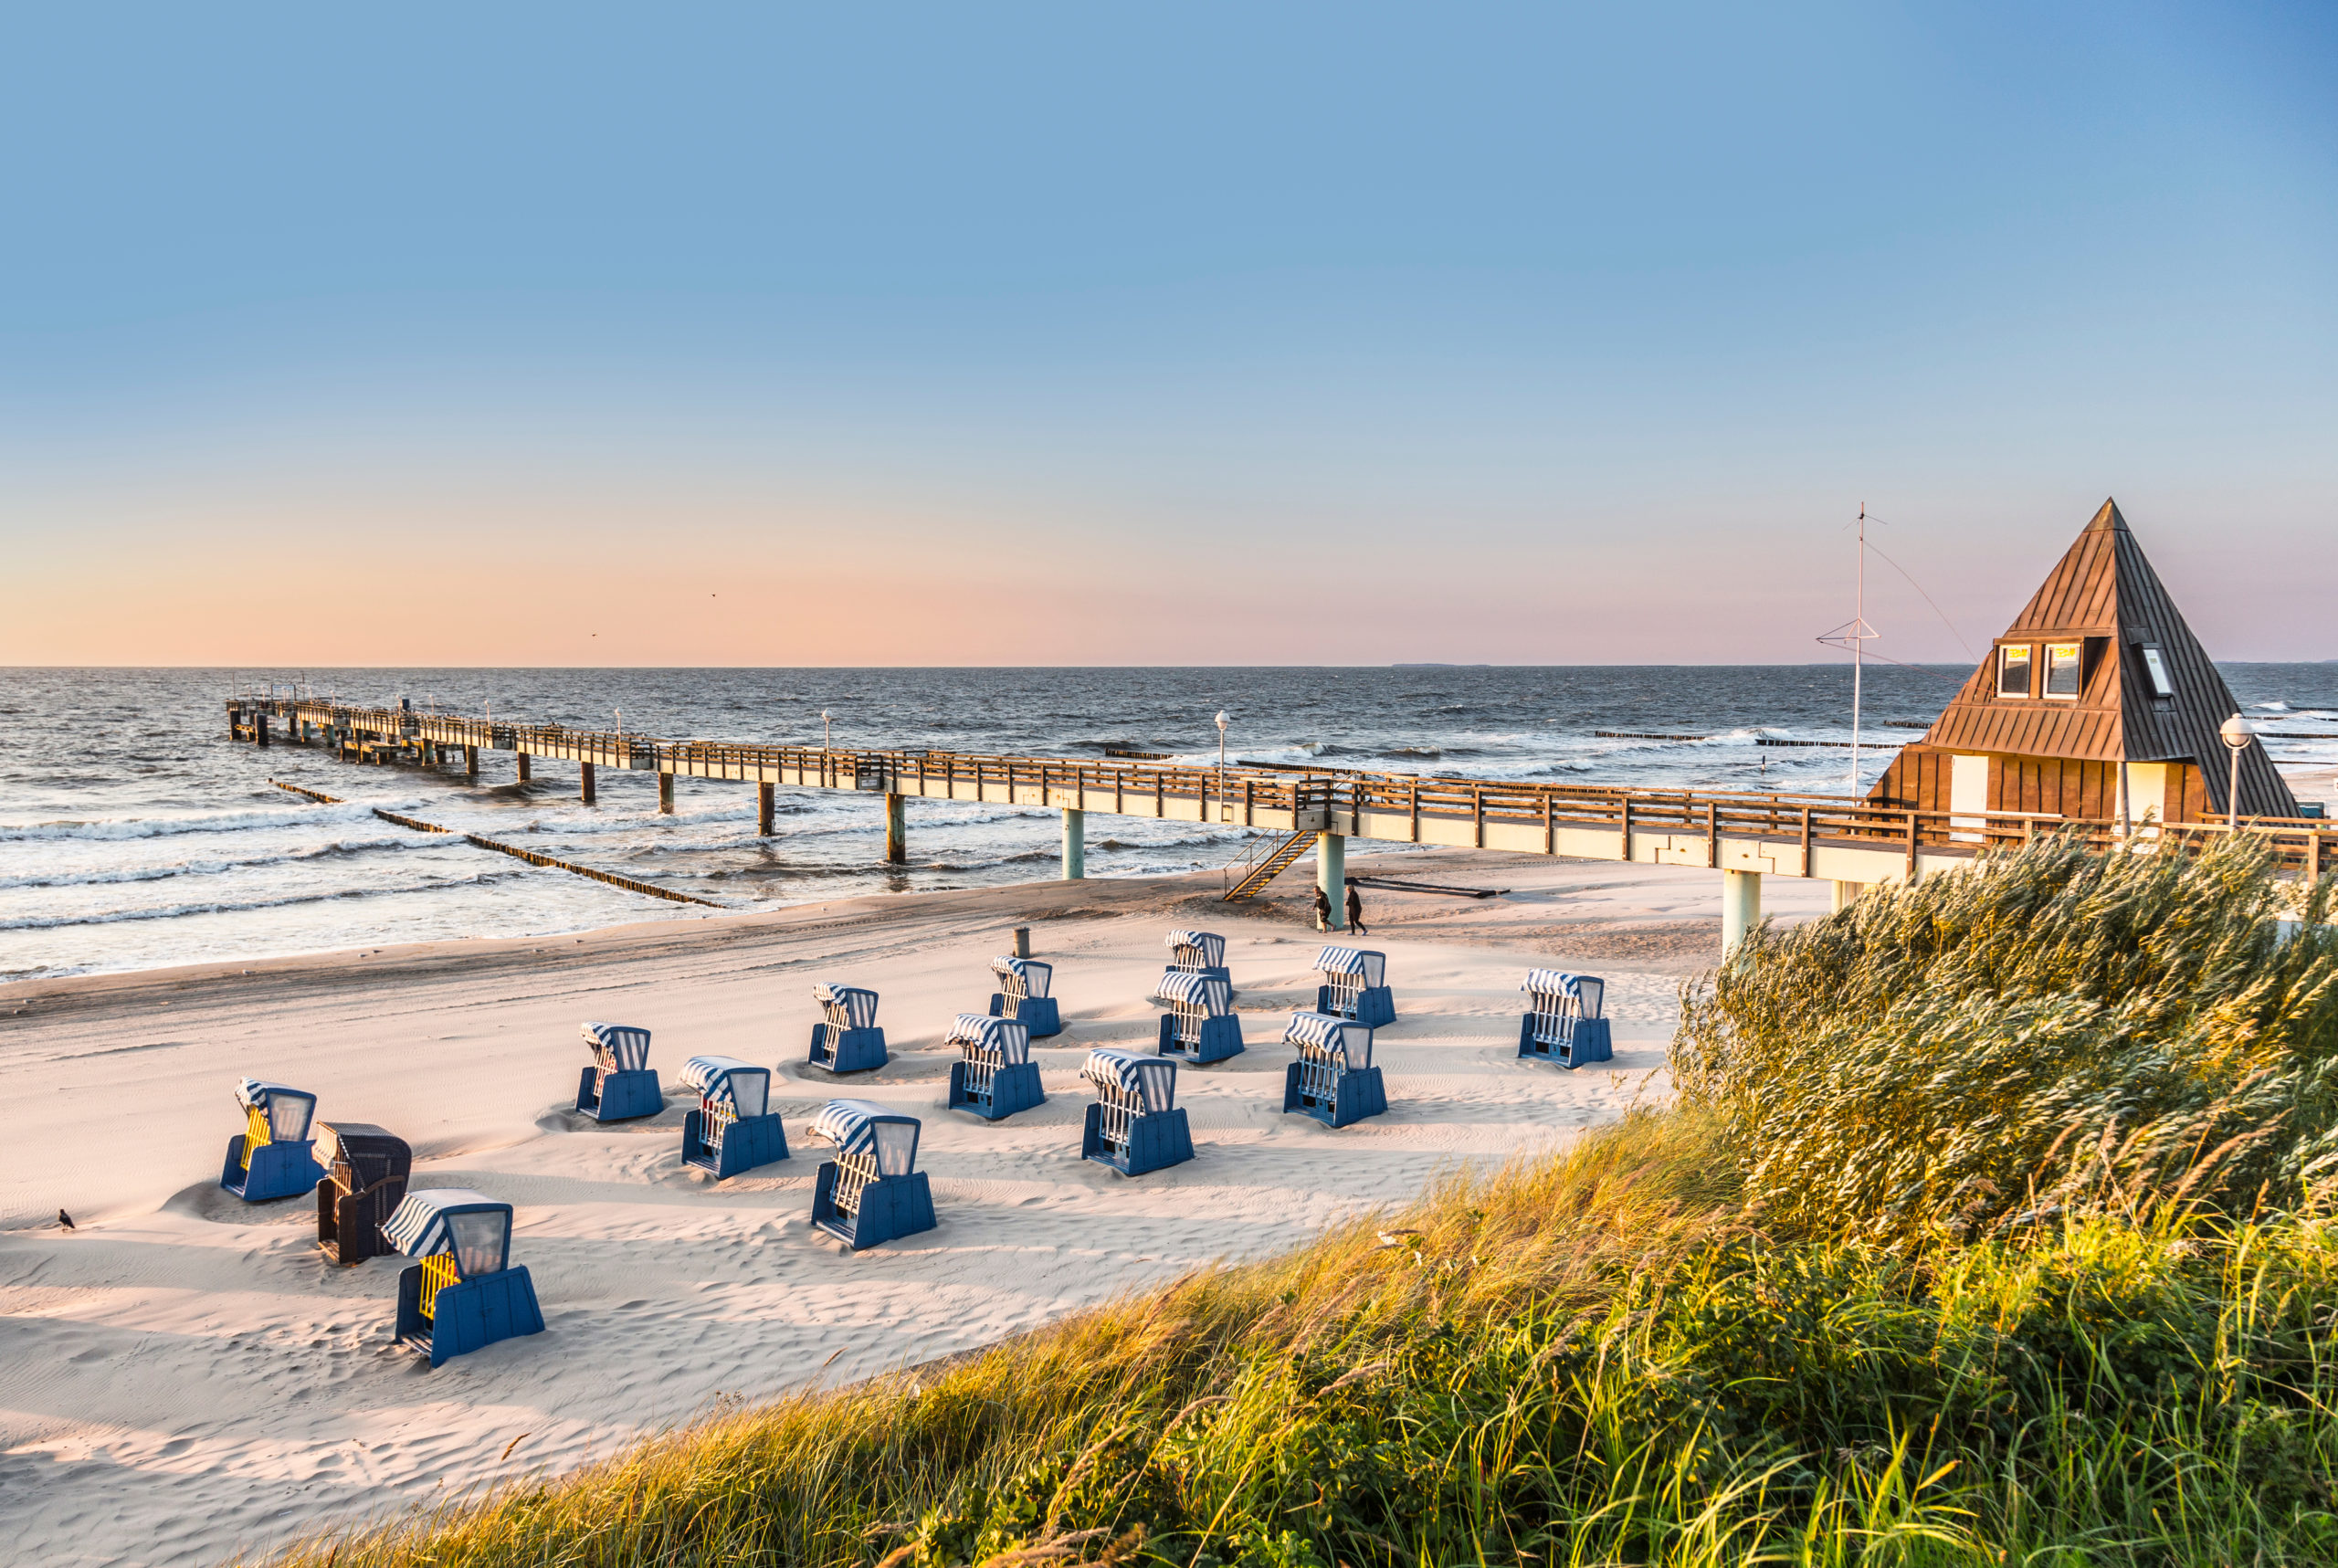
[57,1209,74,1230]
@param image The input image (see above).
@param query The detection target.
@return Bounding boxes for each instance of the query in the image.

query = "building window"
[2140,645,2175,699]
[1997,644,2033,698]
[2045,642,2082,699]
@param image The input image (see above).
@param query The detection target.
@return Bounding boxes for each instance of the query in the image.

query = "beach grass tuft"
[262,836,2338,1567]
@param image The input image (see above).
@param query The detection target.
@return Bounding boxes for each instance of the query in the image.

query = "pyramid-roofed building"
[1869,499,2299,825]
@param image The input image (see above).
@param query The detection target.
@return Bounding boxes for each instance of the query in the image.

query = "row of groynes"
[251,832,2338,1568]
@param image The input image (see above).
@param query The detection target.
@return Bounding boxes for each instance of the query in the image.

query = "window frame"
[2043,642,2083,700]
[1996,643,2034,699]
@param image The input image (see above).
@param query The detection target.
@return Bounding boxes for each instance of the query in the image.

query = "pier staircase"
[1221,830,1315,901]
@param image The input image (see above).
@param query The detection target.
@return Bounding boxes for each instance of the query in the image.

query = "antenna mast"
[1814,503,1880,795]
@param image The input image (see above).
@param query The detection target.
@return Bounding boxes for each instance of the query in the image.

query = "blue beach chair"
[987,956,1061,1037]
[945,1012,1045,1121]
[1519,971,1612,1068]
[679,1056,790,1178]
[1153,971,1245,1065]
[384,1189,545,1368]
[807,1100,937,1249]
[575,1022,661,1121]
[219,1079,327,1203]
[1079,1048,1193,1176]
[808,983,889,1074]
[1314,946,1396,1028]
[1164,929,1231,986]
[1280,1011,1387,1129]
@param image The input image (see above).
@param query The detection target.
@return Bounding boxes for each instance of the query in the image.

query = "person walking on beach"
[1346,884,1367,936]
[1314,886,1332,931]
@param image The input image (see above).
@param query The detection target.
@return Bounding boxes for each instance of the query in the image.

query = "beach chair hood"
[1153,971,1233,1016]
[1523,970,1604,1016]
[812,983,880,1029]
[383,1189,512,1275]
[580,1021,653,1072]
[945,1012,1032,1064]
[1283,1010,1374,1069]
[233,1079,317,1142]
[808,1100,921,1175]
[1164,930,1227,968]
[1082,1048,1177,1112]
[317,1121,411,1187]
[680,1055,773,1119]
[989,955,1053,997]
[1313,947,1386,988]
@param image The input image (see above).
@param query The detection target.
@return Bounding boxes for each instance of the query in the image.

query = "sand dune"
[0,853,1828,1567]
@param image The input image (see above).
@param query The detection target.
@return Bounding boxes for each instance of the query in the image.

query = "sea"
[5,665,2333,984]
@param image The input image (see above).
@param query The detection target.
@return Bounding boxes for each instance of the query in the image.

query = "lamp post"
[2219,713,2253,832]
[1216,710,1229,823]
[822,710,832,750]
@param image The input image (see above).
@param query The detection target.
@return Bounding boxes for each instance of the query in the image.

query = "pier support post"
[1722,869,1762,957]
[580,763,596,806]
[517,752,532,783]
[1061,807,1085,879]
[255,714,269,749]
[1317,831,1346,930]
[756,782,774,836]
[1830,879,1863,915]
[227,707,242,739]
[658,772,675,815]
[466,745,480,780]
[885,792,906,862]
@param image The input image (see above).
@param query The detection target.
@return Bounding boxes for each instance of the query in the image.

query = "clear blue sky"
[3,4,2332,665]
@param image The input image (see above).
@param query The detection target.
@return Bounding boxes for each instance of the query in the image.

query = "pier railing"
[227,698,2332,884]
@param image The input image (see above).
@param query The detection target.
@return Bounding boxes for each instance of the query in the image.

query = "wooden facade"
[1869,499,2299,825]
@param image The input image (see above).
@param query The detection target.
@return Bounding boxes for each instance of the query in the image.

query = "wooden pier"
[226,697,2331,948]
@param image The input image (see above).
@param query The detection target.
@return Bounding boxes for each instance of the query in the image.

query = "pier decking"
[226,697,2331,945]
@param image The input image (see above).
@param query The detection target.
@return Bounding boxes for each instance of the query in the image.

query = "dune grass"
[264,836,2338,1567]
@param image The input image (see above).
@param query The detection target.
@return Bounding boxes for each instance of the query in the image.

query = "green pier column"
[465,744,480,780]
[580,762,596,806]
[1722,869,1763,956]
[1316,831,1346,930]
[1829,879,1863,915]
[658,772,675,814]
[517,752,532,783]
[885,792,906,862]
[756,781,774,835]
[1061,807,1085,879]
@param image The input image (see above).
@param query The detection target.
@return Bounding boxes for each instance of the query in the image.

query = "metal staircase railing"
[1222,829,1316,901]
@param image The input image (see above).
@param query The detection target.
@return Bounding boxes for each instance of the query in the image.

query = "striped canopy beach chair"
[1518,971,1612,1068]
[1313,946,1395,1027]
[219,1079,326,1203]
[679,1055,790,1178]
[807,1100,936,1249]
[987,955,1061,1037]
[944,1012,1045,1121]
[315,1121,412,1266]
[1280,1011,1387,1129]
[808,982,889,1075]
[1153,971,1245,1065]
[576,1021,661,1121]
[1164,929,1231,985]
[1079,1047,1193,1177]
[384,1189,544,1368]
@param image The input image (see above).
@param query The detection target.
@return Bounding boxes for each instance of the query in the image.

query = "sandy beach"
[3,853,1822,1567]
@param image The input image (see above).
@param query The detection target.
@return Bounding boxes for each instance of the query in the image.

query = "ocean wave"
[0,834,440,892]
[0,871,539,934]
[0,801,380,844]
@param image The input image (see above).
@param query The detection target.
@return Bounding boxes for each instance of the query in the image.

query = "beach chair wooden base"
[807,1024,889,1075]
[681,1110,791,1178]
[1081,1104,1194,1177]
[946,1059,1046,1121]
[988,994,1062,1038]
[219,1136,326,1204]
[1281,1062,1387,1128]
[810,1165,936,1249]
[394,1264,546,1368]
[1156,1011,1245,1065]
[575,1066,663,1121]
[318,1176,406,1266]
[1316,984,1396,1029]
[1518,1016,1612,1068]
